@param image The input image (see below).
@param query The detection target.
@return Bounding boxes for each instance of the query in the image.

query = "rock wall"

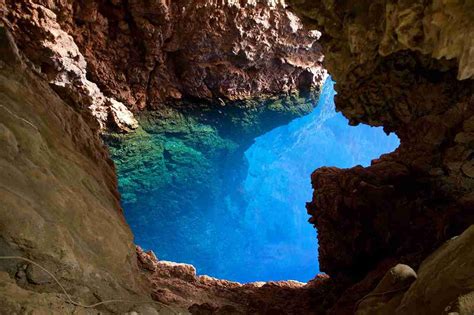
[1,0,473,313]
[4,0,325,130]
[356,225,474,315]
[0,1,329,313]
[135,245,337,314]
[287,0,474,312]
[0,24,174,314]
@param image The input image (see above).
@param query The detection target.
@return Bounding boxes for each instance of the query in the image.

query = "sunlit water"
[242,78,399,281]
[114,78,399,283]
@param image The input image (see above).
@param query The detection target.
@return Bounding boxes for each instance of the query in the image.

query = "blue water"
[117,78,400,283]
[241,78,399,281]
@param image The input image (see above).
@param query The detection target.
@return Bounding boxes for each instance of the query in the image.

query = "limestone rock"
[397,225,474,314]
[287,0,474,312]
[141,259,332,315]
[356,226,474,314]
[355,264,417,314]
[4,2,138,131]
[25,264,51,285]
[0,24,149,313]
[4,0,325,130]
[288,0,474,81]
[136,246,158,272]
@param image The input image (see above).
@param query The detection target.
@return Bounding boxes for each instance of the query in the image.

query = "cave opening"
[106,78,399,283]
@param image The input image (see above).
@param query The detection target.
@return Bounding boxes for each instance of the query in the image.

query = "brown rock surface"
[4,0,325,129]
[136,246,336,314]
[356,225,474,314]
[0,24,172,314]
[287,0,474,312]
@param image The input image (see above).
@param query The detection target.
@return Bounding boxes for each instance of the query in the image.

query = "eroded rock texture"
[288,0,474,312]
[0,25,176,314]
[357,225,474,314]
[136,246,337,314]
[4,0,324,130]
[1,0,473,313]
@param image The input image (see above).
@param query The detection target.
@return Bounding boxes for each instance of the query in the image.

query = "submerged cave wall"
[288,0,474,312]
[104,88,320,281]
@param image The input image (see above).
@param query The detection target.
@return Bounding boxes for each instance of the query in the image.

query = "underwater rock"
[105,87,322,282]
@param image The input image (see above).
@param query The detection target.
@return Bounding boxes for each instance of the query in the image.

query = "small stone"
[107,98,139,132]
[132,305,160,315]
[137,246,158,271]
[454,132,472,144]
[15,269,27,286]
[461,162,474,178]
[26,264,51,285]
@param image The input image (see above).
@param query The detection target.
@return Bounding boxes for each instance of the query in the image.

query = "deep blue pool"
[242,78,399,281]
[112,78,400,283]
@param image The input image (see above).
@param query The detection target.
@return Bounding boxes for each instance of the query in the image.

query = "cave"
[1,1,473,314]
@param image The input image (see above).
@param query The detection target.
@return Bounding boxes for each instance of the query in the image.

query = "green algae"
[105,89,319,205]
[105,115,237,206]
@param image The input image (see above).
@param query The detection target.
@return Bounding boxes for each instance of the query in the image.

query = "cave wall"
[0,24,173,313]
[1,0,473,313]
[287,0,474,312]
[0,1,330,313]
[4,0,325,130]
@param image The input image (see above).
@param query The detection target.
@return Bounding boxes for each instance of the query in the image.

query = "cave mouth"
[106,78,399,283]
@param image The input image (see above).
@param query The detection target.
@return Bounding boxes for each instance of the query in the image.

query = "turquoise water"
[242,78,399,281]
[113,78,399,283]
